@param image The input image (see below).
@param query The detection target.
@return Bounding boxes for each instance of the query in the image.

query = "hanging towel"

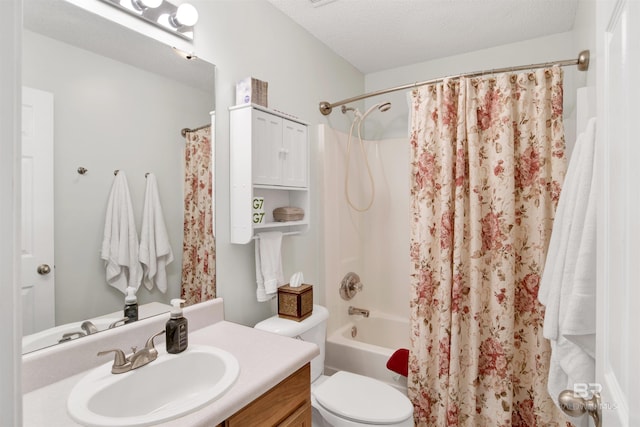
[255,231,285,302]
[139,173,174,293]
[100,171,142,294]
[386,348,409,377]
[538,117,597,409]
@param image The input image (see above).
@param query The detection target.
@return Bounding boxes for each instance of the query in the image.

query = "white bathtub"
[325,312,409,393]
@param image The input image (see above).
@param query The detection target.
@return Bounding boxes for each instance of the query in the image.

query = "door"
[21,87,55,335]
[596,0,640,425]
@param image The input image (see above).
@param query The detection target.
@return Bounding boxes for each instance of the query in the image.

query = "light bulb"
[131,0,162,10]
[170,3,199,27]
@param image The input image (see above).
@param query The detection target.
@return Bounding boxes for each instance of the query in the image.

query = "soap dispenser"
[124,286,138,324]
[166,298,188,354]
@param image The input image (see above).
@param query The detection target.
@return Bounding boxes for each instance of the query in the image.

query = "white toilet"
[255,305,414,427]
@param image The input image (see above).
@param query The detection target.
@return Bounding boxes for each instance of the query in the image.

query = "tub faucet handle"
[340,272,363,300]
[97,348,131,374]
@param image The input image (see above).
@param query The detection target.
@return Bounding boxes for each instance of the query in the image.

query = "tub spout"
[348,306,370,317]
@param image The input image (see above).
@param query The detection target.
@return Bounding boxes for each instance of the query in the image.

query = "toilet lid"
[313,371,413,424]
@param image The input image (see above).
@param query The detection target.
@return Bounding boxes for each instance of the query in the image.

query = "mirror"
[21,0,215,354]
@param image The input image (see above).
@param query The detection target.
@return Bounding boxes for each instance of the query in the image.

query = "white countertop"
[23,320,319,426]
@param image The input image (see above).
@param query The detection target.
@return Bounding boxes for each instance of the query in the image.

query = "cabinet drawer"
[279,402,311,427]
[224,364,310,427]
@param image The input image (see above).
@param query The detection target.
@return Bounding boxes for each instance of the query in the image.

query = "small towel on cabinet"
[100,171,142,294]
[538,117,597,410]
[139,173,174,293]
[255,231,285,302]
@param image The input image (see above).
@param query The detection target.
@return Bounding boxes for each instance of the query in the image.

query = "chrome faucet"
[97,330,164,374]
[81,320,98,335]
[59,331,85,343]
[348,306,370,317]
[58,320,101,343]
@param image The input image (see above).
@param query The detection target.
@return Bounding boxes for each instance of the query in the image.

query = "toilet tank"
[254,305,329,382]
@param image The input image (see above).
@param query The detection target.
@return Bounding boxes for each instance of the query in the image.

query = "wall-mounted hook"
[77,167,88,175]
[114,169,119,176]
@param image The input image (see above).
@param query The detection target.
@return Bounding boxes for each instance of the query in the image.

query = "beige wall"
[187,0,365,326]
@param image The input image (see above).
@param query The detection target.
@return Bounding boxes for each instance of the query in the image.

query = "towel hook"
[77,167,88,175]
[114,169,119,176]
[145,172,150,178]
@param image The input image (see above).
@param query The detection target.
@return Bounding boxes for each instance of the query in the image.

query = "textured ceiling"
[267,0,579,74]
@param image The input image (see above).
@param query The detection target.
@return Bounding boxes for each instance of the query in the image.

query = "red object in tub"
[386,348,409,377]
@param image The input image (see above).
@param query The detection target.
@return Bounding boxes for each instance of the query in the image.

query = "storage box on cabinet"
[230,104,310,244]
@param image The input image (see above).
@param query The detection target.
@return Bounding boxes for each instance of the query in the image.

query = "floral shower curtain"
[180,126,215,305]
[408,67,571,426]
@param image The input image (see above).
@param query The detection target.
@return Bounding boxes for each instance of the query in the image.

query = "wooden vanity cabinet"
[221,363,311,427]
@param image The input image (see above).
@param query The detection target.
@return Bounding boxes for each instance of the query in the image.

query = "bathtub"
[324,312,409,393]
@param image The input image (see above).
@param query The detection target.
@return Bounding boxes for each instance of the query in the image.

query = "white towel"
[539,118,597,409]
[255,232,285,302]
[100,171,142,294]
[139,173,174,293]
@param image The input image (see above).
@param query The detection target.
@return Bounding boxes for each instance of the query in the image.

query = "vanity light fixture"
[99,0,199,40]
[169,3,199,28]
[131,0,163,11]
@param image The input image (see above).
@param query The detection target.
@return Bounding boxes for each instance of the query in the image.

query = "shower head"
[341,102,392,121]
[361,101,392,120]
[378,102,392,112]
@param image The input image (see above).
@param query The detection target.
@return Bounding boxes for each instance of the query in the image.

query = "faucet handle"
[81,320,98,334]
[97,349,130,374]
[59,331,86,342]
[108,317,129,329]
[145,330,165,350]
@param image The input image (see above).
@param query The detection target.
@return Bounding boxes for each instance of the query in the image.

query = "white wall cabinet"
[252,109,307,188]
[230,104,309,244]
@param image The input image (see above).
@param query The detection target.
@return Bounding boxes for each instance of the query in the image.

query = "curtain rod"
[180,123,211,137]
[318,50,590,116]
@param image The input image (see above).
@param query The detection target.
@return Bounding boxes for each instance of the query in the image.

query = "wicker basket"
[273,207,304,222]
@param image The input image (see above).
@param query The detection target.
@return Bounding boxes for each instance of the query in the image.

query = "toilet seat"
[312,371,413,425]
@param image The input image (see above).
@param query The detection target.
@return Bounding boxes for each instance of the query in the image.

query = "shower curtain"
[180,126,216,305]
[408,67,571,426]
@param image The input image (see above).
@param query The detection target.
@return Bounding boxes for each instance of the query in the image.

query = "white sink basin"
[67,345,240,426]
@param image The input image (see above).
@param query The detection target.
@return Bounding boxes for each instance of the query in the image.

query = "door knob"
[37,264,51,275]
[558,389,601,427]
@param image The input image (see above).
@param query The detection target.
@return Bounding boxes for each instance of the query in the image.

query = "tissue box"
[278,284,313,322]
[236,77,268,107]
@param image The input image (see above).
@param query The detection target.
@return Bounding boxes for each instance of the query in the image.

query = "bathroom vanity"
[22,299,317,426]
[220,364,311,427]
